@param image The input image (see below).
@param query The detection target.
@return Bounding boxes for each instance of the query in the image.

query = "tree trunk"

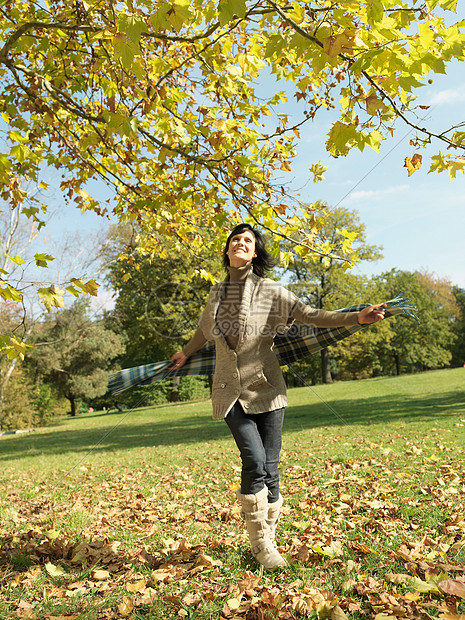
[321,348,333,384]
[394,353,401,376]
[69,395,76,416]
[170,375,180,402]
[0,389,4,432]
[0,357,18,430]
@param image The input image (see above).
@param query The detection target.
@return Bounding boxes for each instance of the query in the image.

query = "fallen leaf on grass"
[17,599,36,619]
[341,577,357,593]
[139,587,157,605]
[70,550,87,564]
[150,565,185,584]
[407,576,441,594]
[182,592,201,607]
[65,586,87,597]
[45,562,67,577]
[90,569,110,581]
[226,597,242,610]
[440,579,465,598]
[194,552,222,568]
[439,614,465,620]
[237,571,260,593]
[331,606,349,620]
[126,579,146,593]
[385,573,411,585]
[117,595,134,616]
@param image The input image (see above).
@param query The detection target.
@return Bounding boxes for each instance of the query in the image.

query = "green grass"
[1,368,464,619]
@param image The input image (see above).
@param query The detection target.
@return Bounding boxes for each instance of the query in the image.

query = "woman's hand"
[170,351,188,369]
[357,304,387,325]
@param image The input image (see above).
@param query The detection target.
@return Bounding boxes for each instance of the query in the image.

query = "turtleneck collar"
[227,263,253,283]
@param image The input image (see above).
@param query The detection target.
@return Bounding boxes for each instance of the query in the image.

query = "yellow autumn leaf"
[331,606,349,620]
[404,153,423,176]
[227,597,242,610]
[91,569,111,581]
[366,94,386,115]
[45,562,67,577]
[127,579,146,592]
[117,595,134,617]
[323,33,348,57]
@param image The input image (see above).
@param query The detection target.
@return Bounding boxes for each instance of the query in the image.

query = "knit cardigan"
[192,270,359,420]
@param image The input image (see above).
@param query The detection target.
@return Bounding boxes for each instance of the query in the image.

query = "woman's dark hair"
[222,223,275,278]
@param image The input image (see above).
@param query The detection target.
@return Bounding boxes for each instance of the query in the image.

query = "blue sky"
[285,61,465,289]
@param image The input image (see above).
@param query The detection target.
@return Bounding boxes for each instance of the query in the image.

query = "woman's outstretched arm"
[170,327,207,369]
[291,301,386,328]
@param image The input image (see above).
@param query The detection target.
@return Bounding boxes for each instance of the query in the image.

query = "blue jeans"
[225,402,285,503]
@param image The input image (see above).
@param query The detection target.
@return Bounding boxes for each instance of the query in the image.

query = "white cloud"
[90,289,115,315]
[346,185,409,202]
[429,86,465,106]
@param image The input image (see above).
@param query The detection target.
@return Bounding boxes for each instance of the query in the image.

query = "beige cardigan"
[185,271,359,419]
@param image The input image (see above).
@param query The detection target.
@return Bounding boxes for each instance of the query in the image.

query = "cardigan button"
[221,383,226,388]
[232,372,238,378]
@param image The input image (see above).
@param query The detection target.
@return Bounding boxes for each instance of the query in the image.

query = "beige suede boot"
[236,486,286,570]
[266,494,283,548]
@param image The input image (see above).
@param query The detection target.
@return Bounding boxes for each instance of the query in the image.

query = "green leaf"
[112,34,140,69]
[117,15,149,43]
[326,121,358,157]
[66,285,80,297]
[0,153,11,171]
[35,253,56,268]
[366,0,385,25]
[426,0,457,10]
[8,130,28,143]
[218,0,247,25]
[0,335,28,360]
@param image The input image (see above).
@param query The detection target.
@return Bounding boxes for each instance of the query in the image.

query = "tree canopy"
[1,0,465,356]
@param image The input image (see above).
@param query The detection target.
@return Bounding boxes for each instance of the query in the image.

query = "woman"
[170,223,385,569]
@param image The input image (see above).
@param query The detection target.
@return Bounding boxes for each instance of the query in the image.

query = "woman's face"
[226,230,257,268]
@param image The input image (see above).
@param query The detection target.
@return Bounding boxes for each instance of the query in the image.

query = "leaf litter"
[1,434,464,619]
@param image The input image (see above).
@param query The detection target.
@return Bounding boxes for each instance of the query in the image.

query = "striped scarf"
[108,294,418,395]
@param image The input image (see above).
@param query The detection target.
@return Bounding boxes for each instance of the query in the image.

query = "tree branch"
[268,0,465,152]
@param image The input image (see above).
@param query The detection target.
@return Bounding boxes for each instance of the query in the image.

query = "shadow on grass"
[0,388,463,463]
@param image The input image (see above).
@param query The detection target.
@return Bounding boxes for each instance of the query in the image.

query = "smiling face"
[226,230,257,268]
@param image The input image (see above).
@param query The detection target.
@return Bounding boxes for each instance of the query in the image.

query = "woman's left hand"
[357,304,387,324]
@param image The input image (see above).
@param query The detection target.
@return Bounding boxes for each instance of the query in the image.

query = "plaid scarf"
[108,294,418,395]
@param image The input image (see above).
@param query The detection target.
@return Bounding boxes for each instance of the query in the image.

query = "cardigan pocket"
[247,368,274,391]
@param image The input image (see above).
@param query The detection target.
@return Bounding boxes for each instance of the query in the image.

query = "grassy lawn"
[1,368,464,619]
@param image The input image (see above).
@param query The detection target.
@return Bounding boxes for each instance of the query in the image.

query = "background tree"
[1,0,464,335]
[0,200,107,426]
[104,224,222,368]
[284,205,383,383]
[29,300,126,416]
[372,270,459,375]
[329,275,398,379]
[449,286,465,367]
